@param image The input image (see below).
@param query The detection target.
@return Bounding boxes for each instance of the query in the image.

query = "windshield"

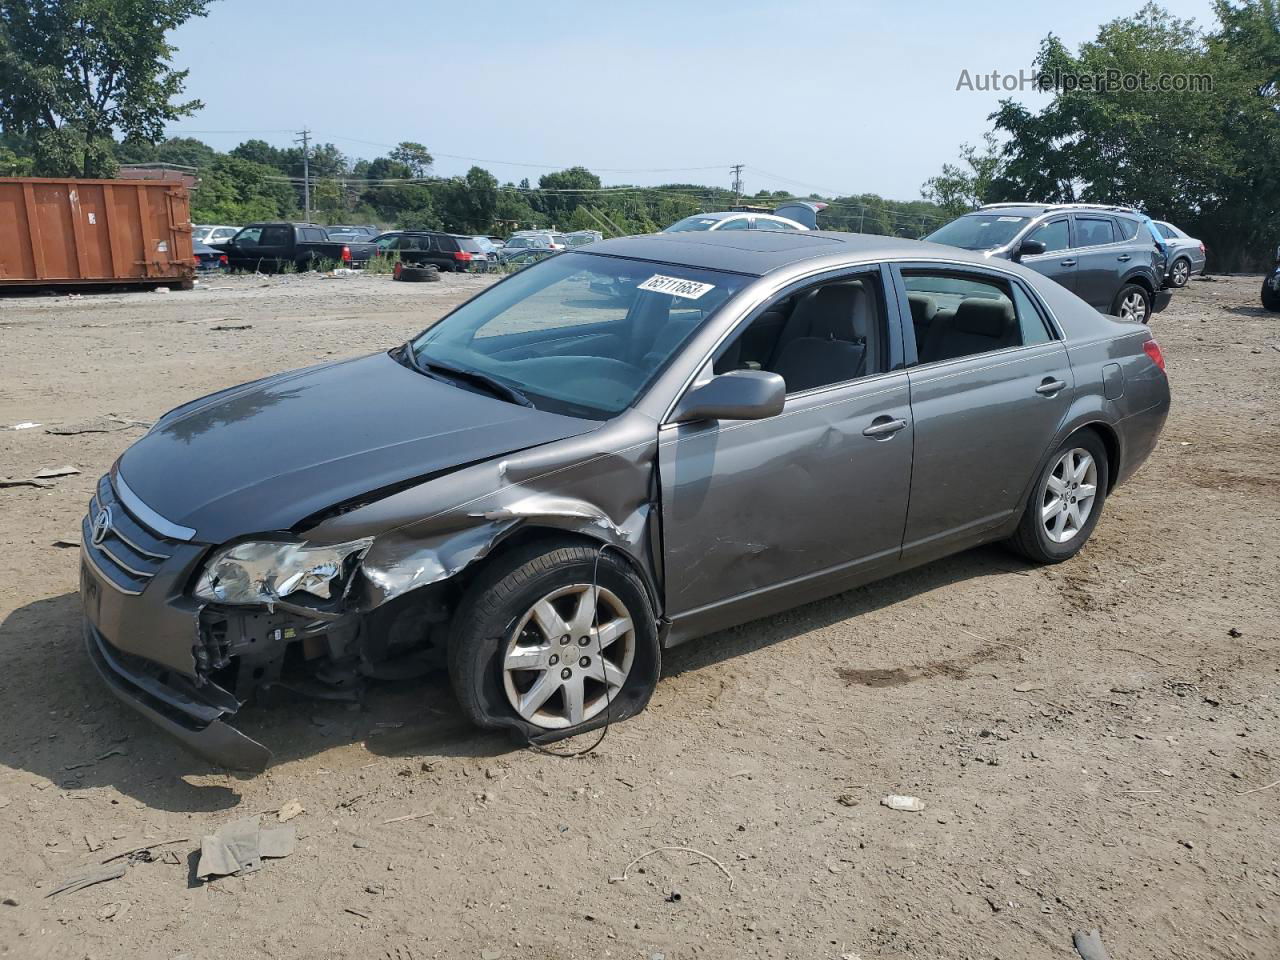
[927,213,1029,250]
[408,252,748,419]
[664,215,724,232]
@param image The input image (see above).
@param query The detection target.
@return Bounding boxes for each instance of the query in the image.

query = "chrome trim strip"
[114,471,195,542]
[97,541,155,580]
[81,544,143,597]
[109,526,168,560]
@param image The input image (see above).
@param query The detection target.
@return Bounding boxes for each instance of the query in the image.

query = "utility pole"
[730,163,744,207]
[296,128,312,222]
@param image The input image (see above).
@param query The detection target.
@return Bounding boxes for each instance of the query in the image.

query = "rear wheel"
[448,541,659,742]
[1169,257,1191,288]
[1112,284,1152,323]
[1006,432,1109,564]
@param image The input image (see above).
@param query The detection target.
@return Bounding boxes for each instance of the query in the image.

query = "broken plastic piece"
[196,816,296,879]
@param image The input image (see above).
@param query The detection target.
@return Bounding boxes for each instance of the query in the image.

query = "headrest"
[953,297,1015,338]
[793,282,865,341]
[907,293,936,324]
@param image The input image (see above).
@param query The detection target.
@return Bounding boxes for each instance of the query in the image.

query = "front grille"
[82,474,180,595]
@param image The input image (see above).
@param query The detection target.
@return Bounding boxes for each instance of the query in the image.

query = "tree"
[0,0,212,176]
[389,141,432,178]
[190,154,296,223]
[922,132,1005,217]
[536,166,601,224]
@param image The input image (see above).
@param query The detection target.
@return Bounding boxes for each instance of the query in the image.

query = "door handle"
[1059,259,1077,267]
[862,416,907,439]
[1117,254,1131,261]
[1035,378,1067,396]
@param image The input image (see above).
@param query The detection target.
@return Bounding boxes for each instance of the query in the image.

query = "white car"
[663,211,808,233]
[193,224,239,245]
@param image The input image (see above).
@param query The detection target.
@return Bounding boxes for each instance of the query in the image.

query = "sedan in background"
[79,230,1168,770]
[665,211,808,232]
[1151,220,1207,288]
[192,241,228,272]
[193,224,239,246]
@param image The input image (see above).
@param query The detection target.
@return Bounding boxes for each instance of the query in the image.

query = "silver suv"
[927,203,1171,323]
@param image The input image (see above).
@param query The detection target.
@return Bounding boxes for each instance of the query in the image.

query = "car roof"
[581,230,1006,276]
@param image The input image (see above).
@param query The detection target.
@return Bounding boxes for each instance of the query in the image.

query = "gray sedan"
[80,231,1170,769]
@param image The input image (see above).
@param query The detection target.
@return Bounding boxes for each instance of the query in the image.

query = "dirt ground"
[0,270,1277,960]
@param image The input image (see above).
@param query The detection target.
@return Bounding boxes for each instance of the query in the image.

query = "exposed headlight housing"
[193,539,373,606]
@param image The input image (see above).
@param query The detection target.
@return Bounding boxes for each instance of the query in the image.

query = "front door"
[660,266,914,641]
[1017,217,1076,293]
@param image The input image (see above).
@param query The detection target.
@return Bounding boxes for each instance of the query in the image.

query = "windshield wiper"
[408,350,533,407]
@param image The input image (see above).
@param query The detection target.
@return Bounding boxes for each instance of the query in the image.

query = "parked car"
[79,229,1169,769]
[191,241,227,272]
[509,230,568,251]
[1263,245,1280,312]
[564,230,603,247]
[372,231,477,272]
[469,236,501,259]
[193,224,239,246]
[453,235,495,270]
[664,211,808,232]
[325,225,379,243]
[1150,220,1207,288]
[220,222,377,272]
[498,234,559,261]
[926,203,1171,323]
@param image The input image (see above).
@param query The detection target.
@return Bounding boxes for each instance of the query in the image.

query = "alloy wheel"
[1119,292,1147,322]
[1041,448,1098,544]
[1171,259,1190,287]
[501,583,635,729]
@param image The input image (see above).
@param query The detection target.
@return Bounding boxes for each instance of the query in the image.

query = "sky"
[166,0,1220,202]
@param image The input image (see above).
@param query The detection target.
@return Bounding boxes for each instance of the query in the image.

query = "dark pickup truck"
[213,222,377,272]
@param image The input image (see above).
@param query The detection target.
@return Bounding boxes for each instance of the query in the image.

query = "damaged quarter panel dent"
[304,411,662,610]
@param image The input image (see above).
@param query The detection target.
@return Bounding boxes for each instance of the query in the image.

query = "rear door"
[255,224,295,268]
[892,263,1073,559]
[1070,215,1123,309]
[1016,218,1076,292]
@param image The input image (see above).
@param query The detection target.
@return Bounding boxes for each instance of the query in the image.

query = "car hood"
[118,352,597,543]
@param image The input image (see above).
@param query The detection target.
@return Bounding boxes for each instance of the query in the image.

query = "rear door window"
[1073,216,1116,248]
[1114,217,1141,241]
[259,225,292,246]
[717,217,750,231]
[901,270,1047,364]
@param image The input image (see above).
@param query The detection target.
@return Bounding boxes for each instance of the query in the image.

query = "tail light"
[1143,339,1166,373]
[192,256,200,267]
[341,245,352,262]
[219,254,228,266]
[1199,243,1206,255]
[453,251,472,262]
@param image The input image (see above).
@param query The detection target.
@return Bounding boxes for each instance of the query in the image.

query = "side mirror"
[671,370,786,424]
[1015,238,1046,261]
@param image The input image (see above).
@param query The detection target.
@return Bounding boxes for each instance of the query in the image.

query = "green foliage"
[535,166,602,222]
[389,141,432,177]
[0,0,212,176]
[190,154,296,223]
[922,132,1005,217]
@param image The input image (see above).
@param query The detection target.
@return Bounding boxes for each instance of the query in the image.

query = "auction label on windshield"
[638,274,716,300]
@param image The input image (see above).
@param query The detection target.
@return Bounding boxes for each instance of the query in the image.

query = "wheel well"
[1124,273,1154,294]
[453,525,661,615]
[1073,423,1120,492]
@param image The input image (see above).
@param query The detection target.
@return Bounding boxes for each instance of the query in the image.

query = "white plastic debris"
[880,794,926,813]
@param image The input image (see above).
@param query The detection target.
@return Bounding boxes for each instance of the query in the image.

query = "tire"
[1263,276,1280,313]
[1005,431,1110,564]
[447,540,660,743]
[1168,257,1191,288]
[1111,284,1152,323]
[396,264,440,283]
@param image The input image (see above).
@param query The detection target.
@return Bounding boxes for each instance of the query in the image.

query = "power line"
[295,128,311,221]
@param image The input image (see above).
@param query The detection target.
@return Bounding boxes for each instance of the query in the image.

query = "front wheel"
[1112,284,1152,323]
[1169,257,1191,288]
[1005,432,1110,564]
[448,541,660,742]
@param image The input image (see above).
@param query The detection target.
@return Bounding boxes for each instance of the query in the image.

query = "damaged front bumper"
[84,618,272,772]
